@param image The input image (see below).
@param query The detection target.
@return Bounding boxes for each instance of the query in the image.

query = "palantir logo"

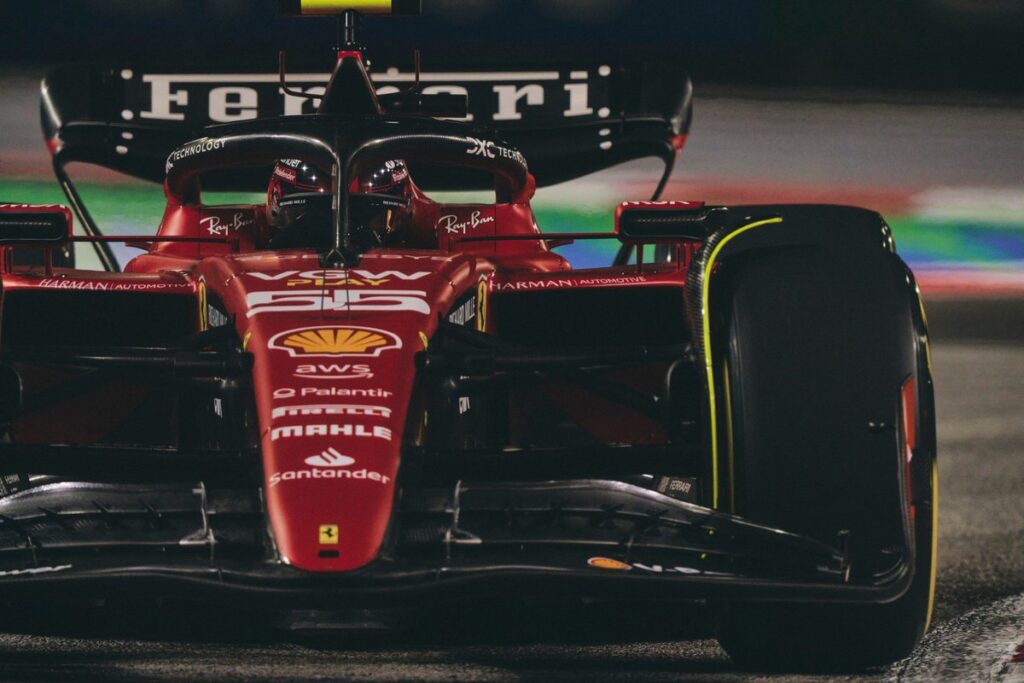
[304,447,355,468]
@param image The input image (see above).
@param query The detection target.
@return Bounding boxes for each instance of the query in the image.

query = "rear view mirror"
[0,204,72,246]
[615,201,709,241]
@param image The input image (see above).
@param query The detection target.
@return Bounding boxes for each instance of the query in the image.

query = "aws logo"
[268,326,402,358]
[293,363,373,381]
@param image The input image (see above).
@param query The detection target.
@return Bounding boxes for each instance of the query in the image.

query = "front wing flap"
[0,477,911,608]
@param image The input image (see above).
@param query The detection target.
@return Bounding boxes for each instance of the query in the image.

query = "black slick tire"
[712,248,936,672]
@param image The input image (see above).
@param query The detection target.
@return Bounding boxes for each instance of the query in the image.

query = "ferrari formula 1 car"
[0,1,935,671]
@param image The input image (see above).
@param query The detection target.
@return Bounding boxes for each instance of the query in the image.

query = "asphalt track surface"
[2,72,1024,679]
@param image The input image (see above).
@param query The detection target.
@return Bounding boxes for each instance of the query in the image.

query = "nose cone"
[266,435,398,571]
[195,250,481,572]
[253,325,419,572]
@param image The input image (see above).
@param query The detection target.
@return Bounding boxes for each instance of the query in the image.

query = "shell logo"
[587,557,632,571]
[268,326,402,358]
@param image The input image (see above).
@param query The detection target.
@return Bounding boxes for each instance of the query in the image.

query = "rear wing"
[41,63,692,191]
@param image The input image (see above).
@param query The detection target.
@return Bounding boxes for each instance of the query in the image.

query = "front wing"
[0,476,912,608]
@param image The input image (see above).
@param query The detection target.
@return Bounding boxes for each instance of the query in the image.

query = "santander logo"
[304,447,355,468]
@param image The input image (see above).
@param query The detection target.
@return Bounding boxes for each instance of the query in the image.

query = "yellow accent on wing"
[475,279,488,332]
[588,557,632,571]
[300,0,393,14]
[701,217,783,508]
[197,282,208,331]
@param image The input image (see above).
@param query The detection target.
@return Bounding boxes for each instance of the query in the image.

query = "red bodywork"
[1,188,691,574]
[0,52,695,575]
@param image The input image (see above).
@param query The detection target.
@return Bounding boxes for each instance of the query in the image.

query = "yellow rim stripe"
[722,358,736,513]
[300,0,393,14]
[925,457,939,632]
[916,285,934,378]
[915,280,937,630]
[701,217,783,508]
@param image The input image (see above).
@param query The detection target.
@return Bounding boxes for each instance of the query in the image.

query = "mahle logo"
[268,326,402,358]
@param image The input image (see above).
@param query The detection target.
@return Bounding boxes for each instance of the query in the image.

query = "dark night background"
[1,0,1023,94]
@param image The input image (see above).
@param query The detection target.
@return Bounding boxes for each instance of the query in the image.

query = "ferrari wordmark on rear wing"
[135,68,604,123]
[41,62,691,190]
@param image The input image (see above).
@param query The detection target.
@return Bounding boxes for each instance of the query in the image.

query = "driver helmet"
[354,159,414,244]
[266,158,413,249]
[266,158,328,234]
